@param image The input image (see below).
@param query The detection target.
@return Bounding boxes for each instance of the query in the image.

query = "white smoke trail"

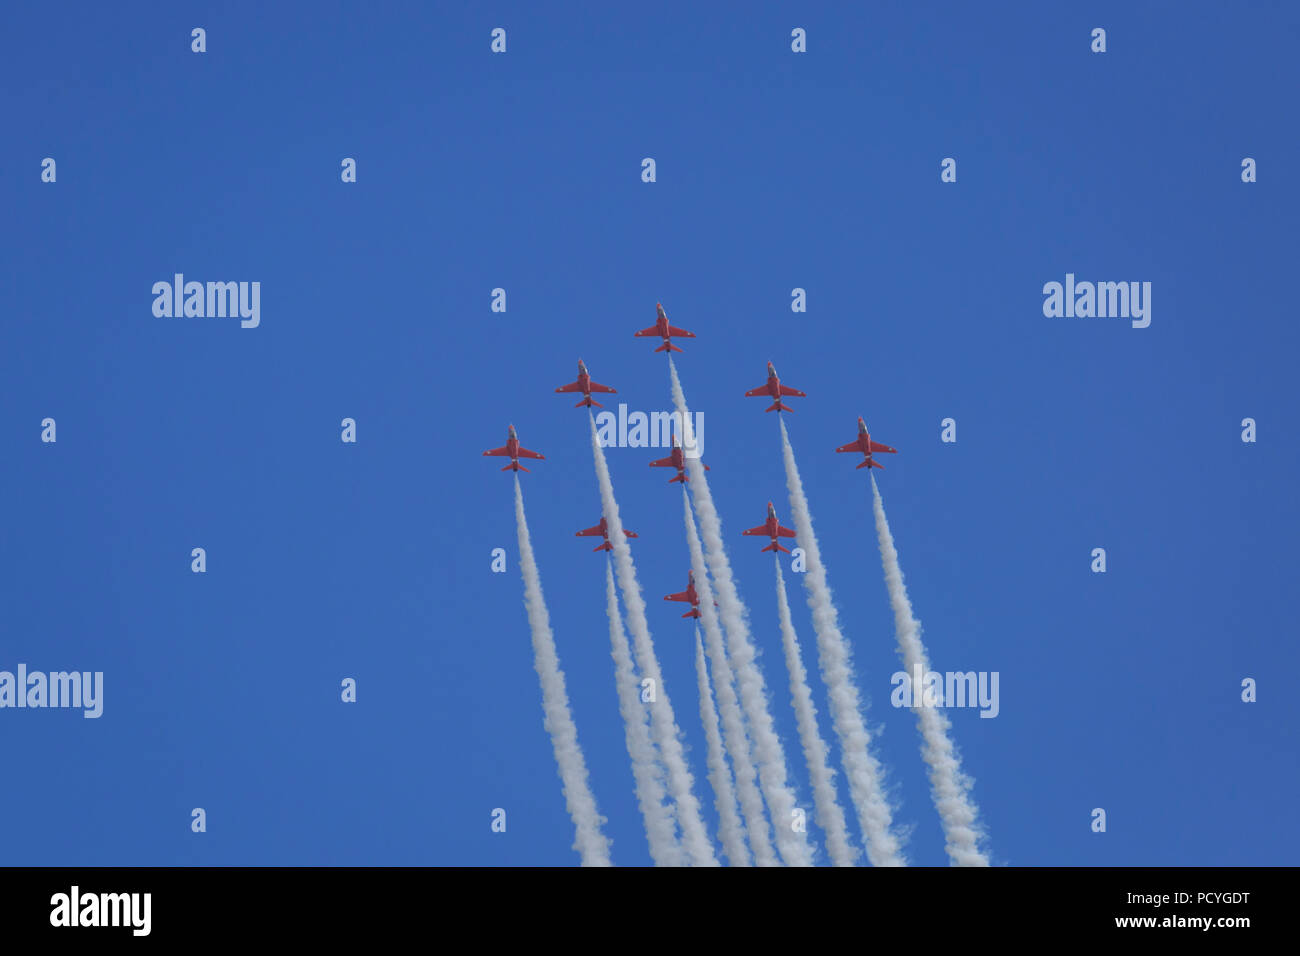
[513,476,612,866]
[693,627,749,867]
[871,476,989,866]
[588,413,719,867]
[778,419,905,867]
[604,560,683,866]
[773,556,858,866]
[668,360,813,867]
[683,488,774,866]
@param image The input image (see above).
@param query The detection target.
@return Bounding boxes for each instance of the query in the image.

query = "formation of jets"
[634,302,696,353]
[649,438,710,484]
[555,359,617,408]
[835,416,897,471]
[663,569,703,618]
[742,501,797,554]
[744,361,806,413]
[486,302,898,616]
[575,516,638,552]
[482,424,545,472]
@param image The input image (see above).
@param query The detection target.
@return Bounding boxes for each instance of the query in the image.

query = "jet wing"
[516,446,545,460]
[555,381,583,394]
[744,384,771,397]
[483,446,511,457]
[742,525,768,536]
[666,325,695,338]
[664,590,690,603]
[649,454,675,468]
[868,440,897,454]
[778,385,806,397]
[834,441,861,454]
[588,381,617,394]
[575,524,604,537]
[622,529,639,539]
[634,325,661,337]
[777,525,796,538]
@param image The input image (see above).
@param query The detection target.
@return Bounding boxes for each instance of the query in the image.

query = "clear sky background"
[2,2,1296,866]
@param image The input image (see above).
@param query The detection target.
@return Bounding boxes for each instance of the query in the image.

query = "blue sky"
[1,2,1296,865]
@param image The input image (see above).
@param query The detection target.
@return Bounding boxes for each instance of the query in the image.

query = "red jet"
[555,359,617,408]
[744,362,806,413]
[836,417,897,470]
[575,516,638,552]
[649,438,710,483]
[742,501,797,554]
[482,424,545,472]
[634,302,696,353]
[664,570,704,618]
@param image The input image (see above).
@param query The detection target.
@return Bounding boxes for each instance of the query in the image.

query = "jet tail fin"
[669,473,687,483]
[761,542,793,554]
[504,463,529,472]
[856,459,883,470]
[577,396,603,408]
[766,401,794,413]
[655,342,684,353]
